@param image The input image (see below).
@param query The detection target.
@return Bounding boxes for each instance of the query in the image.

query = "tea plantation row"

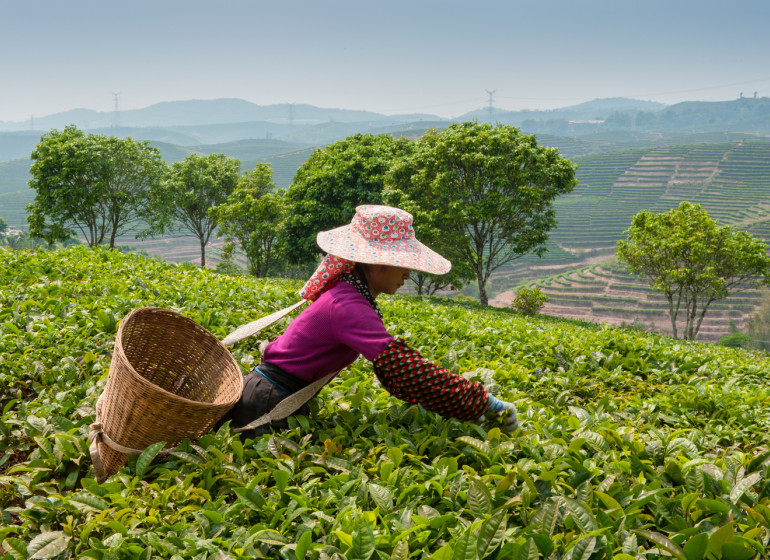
[1,247,769,559]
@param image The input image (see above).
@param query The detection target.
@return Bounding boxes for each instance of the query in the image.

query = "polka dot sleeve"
[372,338,489,422]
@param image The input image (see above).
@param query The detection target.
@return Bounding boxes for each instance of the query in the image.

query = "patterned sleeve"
[371,338,489,422]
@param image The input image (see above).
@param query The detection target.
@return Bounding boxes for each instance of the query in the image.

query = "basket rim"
[110,306,243,407]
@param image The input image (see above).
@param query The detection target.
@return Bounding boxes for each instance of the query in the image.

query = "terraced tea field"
[492,259,764,342]
[550,140,770,251]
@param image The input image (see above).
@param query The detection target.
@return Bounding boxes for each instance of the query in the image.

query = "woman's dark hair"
[355,262,371,289]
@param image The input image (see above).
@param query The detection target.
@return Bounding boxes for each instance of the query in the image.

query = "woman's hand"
[482,395,519,432]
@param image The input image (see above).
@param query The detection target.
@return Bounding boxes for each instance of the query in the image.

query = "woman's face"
[365,264,411,297]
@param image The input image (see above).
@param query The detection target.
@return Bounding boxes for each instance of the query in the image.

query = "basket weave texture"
[94,307,243,481]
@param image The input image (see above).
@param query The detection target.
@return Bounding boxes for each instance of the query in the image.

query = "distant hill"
[0,98,444,132]
[460,97,667,124]
[603,97,770,133]
[483,97,770,137]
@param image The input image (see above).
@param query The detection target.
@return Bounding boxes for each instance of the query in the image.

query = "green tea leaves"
[3,247,770,559]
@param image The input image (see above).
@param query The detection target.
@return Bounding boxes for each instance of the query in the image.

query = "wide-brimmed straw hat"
[317,205,451,274]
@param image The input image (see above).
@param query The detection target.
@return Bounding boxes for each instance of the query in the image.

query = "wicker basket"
[90,307,243,482]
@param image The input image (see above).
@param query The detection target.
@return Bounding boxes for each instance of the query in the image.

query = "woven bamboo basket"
[90,307,243,483]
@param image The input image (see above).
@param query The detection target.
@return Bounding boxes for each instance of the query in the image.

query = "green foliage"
[617,200,770,340]
[717,332,752,348]
[282,133,413,264]
[214,244,244,276]
[512,286,549,316]
[390,122,578,306]
[144,152,241,267]
[211,164,284,277]
[3,247,770,558]
[383,174,474,297]
[27,125,167,248]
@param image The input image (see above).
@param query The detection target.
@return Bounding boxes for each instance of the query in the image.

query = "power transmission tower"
[485,90,496,123]
[112,92,120,128]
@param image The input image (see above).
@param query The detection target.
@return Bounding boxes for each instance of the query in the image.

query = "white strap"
[232,371,337,433]
[222,300,308,346]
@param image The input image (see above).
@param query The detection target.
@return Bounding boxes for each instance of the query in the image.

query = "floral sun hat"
[299,205,451,301]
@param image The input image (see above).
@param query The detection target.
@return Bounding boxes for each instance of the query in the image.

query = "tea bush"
[1,246,769,559]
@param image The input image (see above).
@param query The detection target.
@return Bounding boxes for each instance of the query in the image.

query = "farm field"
[1,246,770,559]
[550,140,770,251]
[3,134,770,343]
[491,259,763,343]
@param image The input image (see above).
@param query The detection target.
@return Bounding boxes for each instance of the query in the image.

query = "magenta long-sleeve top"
[262,281,394,382]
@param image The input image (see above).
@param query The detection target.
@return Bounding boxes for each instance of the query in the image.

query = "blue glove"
[485,395,519,432]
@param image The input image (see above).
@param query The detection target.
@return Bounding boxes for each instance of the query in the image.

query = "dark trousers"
[218,362,311,440]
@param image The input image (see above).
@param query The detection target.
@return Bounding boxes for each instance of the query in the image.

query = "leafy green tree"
[383,186,474,296]
[27,125,166,248]
[210,164,284,277]
[389,122,578,305]
[100,135,168,246]
[0,216,7,242]
[144,153,240,267]
[282,133,413,264]
[617,200,770,340]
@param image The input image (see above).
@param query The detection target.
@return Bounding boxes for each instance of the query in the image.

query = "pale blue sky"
[2,0,769,122]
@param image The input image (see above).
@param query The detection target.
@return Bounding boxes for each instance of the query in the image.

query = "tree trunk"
[200,238,206,268]
[109,221,118,249]
[667,295,679,339]
[477,270,489,306]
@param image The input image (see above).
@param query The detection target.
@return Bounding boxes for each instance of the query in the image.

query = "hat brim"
[317,225,451,275]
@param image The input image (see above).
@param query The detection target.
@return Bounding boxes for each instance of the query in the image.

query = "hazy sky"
[2,0,769,123]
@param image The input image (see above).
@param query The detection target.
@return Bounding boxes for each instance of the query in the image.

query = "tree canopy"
[383,185,474,296]
[389,122,578,305]
[210,164,284,277]
[144,153,240,267]
[282,133,413,264]
[617,200,770,340]
[27,126,166,248]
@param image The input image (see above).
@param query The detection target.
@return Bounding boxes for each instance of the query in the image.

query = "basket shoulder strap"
[233,371,337,433]
[222,299,308,347]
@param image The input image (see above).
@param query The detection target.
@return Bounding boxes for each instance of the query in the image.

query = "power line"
[485,90,496,123]
[112,92,120,128]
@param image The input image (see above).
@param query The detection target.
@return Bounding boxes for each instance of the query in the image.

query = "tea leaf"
[467,478,493,517]
[635,530,687,560]
[477,512,506,558]
[368,483,394,514]
[350,522,375,560]
[730,472,760,504]
[233,486,266,510]
[2,538,28,560]
[27,531,71,559]
[682,532,708,560]
[135,441,166,479]
[451,529,476,560]
[391,540,409,560]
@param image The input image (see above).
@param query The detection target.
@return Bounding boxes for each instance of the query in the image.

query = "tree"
[210,164,284,277]
[27,126,166,248]
[389,122,578,305]
[383,185,474,296]
[100,135,167,247]
[145,153,240,267]
[0,216,7,241]
[282,133,413,264]
[616,200,770,340]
